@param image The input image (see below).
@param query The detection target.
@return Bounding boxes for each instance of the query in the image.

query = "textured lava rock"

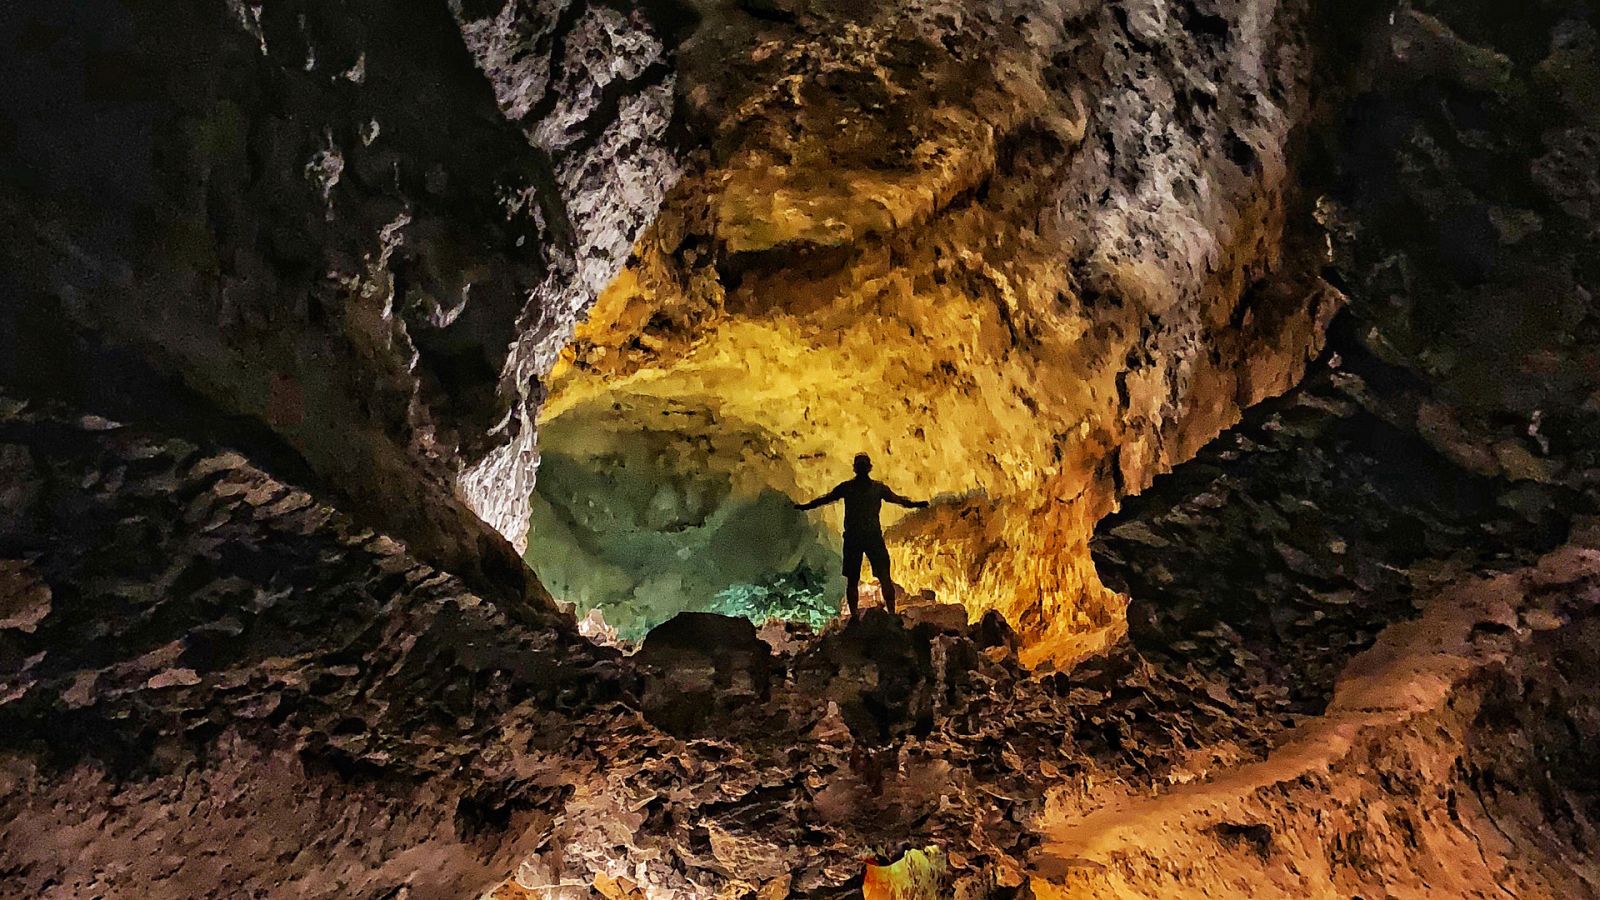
[0,0,684,596]
[0,391,626,897]
[1464,609,1600,889]
[4,1,1600,898]
[1095,318,1577,726]
[1050,3,1600,890]
[543,0,1343,658]
[449,0,688,544]
[2,384,1595,897]
[793,610,941,746]
[1092,0,1600,746]
[1322,1,1600,461]
[1032,540,1600,899]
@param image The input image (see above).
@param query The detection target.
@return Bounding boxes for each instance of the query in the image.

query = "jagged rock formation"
[540,0,1341,660]
[0,392,627,897]
[634,611,774,735]
[1034,537,1600,898]
[1042,2,1600,891]
[1095,321,1577,728]
[0,0,683,593]
[450,0,690,545]
[11,381,1588,899]
[0,391,1124,897]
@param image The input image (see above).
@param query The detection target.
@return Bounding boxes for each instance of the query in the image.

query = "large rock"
[792,609,988,746]
[634,611,774,736]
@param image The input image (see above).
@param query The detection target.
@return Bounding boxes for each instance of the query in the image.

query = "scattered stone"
[0,561,50,633]
[146,669,202,690]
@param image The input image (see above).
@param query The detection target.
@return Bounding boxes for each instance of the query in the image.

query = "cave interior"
[2,0,1600,898]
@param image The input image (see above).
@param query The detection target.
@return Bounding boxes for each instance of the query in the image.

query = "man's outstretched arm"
[884,486,930,509]
[795,483,845,510]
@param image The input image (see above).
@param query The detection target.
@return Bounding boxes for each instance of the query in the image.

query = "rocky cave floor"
[4,323,1598,899]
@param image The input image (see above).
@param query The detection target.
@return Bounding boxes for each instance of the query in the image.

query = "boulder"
[634,612,773,737]
[794,610,936,745]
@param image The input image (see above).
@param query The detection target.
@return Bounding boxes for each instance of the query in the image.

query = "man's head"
[853,453,873,475]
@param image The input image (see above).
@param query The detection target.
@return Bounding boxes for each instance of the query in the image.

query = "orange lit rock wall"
[544,0,1342,663]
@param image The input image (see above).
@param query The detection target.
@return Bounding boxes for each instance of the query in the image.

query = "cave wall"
[1093,0,1600,707]
[3,0,1600,897]
[1320,0,1600,479]
[1070,0,1600,891]
[543,0,1342,660]
[1094,318,1577,737]
[0,0,684,597]
[450,0,691,546]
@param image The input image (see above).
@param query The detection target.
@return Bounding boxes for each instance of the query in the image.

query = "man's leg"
[842,540,864,618]
[867,540,896,614]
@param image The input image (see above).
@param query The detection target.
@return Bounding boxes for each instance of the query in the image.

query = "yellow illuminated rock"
[537,4,1341,663]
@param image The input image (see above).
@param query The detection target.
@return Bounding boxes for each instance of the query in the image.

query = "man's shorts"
[842,535,892,581]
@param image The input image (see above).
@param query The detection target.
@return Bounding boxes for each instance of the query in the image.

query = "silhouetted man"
[794,453,928,617]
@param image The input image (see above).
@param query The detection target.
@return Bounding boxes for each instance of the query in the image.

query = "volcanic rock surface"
[0,0,683,594]
[543,0,1342,660]
[0,392,627,897]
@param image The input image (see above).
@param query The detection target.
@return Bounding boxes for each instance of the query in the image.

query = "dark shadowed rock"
[794,610,936,745]
[634,611,773,737]
[973,609,1021,658]
[0,392,627,897]
[0,0,684,600]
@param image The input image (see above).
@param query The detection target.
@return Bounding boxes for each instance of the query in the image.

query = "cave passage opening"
[525,392,863,639]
